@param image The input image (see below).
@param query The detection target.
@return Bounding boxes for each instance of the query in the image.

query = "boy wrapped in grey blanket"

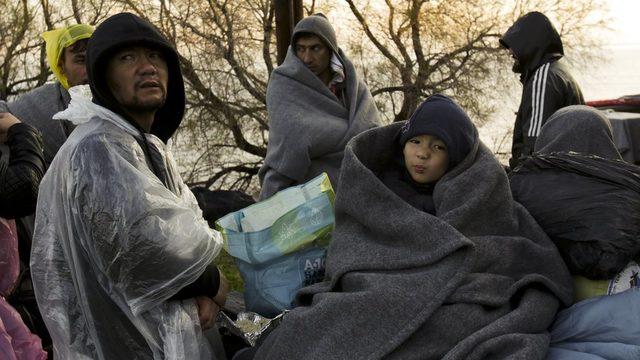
[251,95,573,360]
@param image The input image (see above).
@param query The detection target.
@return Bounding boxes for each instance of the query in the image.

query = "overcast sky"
[575,0,640,100]
[606,0,640,47]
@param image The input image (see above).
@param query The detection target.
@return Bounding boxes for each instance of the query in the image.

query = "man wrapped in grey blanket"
[252,95,573,360]
[258,14,381,200]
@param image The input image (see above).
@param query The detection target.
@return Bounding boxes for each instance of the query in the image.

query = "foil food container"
[216,310,287,346]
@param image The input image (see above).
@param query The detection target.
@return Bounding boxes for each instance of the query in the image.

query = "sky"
[604,0,640,47]
[575,0,640,100]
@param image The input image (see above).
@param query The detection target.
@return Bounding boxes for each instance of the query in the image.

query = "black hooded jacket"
[500,12,584,168]
[86,12,219,304]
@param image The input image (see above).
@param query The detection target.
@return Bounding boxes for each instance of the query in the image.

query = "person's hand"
[195,295,220,330]
[0,112,21,143]
[213,270,229,307]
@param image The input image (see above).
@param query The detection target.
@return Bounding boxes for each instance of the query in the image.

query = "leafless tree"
[340,0,607,124]
[118,0,274,191]
[0,0,47,100]
[1,0,607,192]
[1,0,118,101]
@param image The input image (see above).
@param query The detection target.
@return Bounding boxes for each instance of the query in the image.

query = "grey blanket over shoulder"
[255,122,573,360]
[258,47,381,199]
[0,82,72,166]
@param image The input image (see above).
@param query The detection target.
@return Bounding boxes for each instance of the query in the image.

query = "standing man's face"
[106,46,168,113]
[294,35,332,82]
[508,48,522,74]
[59,42,89,87]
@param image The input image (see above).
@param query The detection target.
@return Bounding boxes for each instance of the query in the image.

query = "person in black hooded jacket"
[30,13,227,359]
[500,11,584,169]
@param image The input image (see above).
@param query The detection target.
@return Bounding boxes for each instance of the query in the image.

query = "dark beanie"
[399,94,475,168]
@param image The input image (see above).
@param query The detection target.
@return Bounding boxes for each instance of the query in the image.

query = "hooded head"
[42,24,94,89]
[499,12,563,77]
[292,13,339,54]
[291,14,340,83]
[86,12,185,143]
[534,105,622,160]
[399,94,476,171]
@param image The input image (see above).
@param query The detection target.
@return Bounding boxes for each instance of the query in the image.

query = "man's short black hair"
[60,38,89,62]
[293,32,328,48]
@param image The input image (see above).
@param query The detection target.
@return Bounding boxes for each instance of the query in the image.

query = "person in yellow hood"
[42,24,93,89]
[0,24,93,166]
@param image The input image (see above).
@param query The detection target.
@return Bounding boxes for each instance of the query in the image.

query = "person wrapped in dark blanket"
[510,105,640,281]
[240,95,572,360]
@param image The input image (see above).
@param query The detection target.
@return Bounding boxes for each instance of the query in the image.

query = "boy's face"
[403,134,449,184]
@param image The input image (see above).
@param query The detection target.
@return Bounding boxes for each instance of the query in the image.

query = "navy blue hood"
[399,94,476,169]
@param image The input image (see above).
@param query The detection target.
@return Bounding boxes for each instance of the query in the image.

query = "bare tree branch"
[71,0,83,23]
[345,0,403,71]
[187,164,260,189]
[40,0,54,30]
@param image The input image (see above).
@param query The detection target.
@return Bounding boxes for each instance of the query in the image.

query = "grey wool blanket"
[255,122,573,360]
[0,82,72,166]
[258,47,381,199]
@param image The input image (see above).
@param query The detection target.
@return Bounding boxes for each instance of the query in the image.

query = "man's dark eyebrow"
[296,42,323,48]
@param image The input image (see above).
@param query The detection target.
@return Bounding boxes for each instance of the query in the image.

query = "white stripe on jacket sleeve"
[528,63,549,137]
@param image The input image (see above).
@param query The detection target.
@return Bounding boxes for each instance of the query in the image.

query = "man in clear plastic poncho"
[31,13,227,359]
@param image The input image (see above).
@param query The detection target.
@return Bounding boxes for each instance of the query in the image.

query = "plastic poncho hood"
[500,12,563,81]
[42,24,94,89]
[86,12,185,143]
